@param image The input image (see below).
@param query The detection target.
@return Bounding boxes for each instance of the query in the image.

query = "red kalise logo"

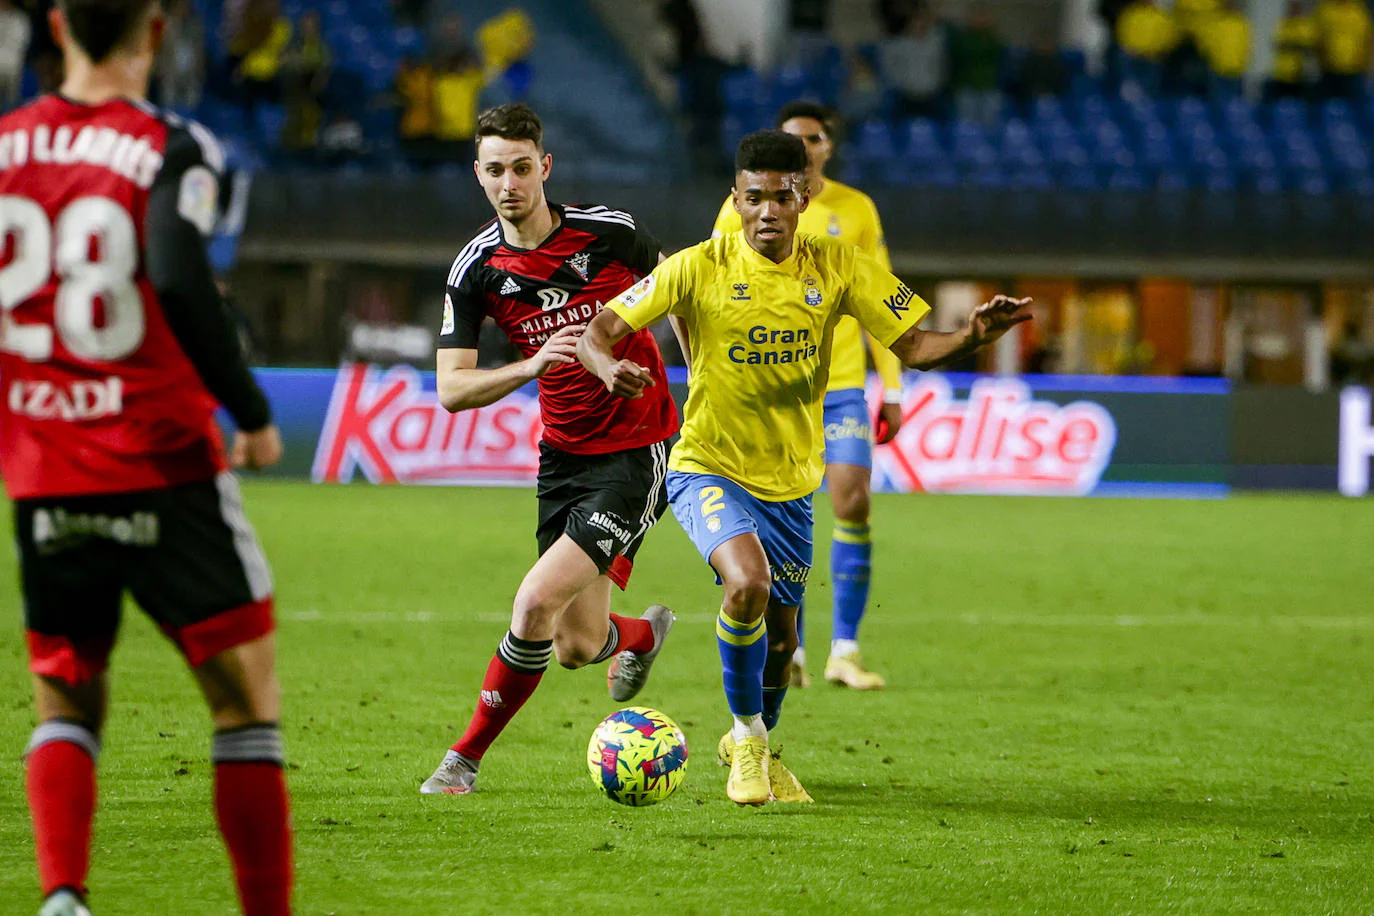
[312,364,542,484]
[874,377,1117,495]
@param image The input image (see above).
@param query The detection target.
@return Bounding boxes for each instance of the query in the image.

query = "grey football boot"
[419,750,479,795]
[607,605,676,702]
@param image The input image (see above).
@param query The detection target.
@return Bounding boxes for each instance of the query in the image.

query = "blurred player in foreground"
[578,130,1030,806]
[712,101,901,691]
[0,1,291,912]
[420,104,680,795]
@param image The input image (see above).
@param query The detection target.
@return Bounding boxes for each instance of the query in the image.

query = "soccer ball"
[586,707,689,806]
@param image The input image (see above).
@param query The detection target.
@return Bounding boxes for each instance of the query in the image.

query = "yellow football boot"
[786,659,811,688]
[765,749,814,803]
[717,732,813,803]
[726,736,770,806]
[717,730,734,766]
[824,650,886,690]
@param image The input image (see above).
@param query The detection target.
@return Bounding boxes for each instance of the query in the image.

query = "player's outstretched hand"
[232,425,283,471]
[606,360,655,399]
[970,295,1033,346]
[528,324,585,379]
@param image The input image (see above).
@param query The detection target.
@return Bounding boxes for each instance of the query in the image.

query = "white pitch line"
[281,610,1374,630]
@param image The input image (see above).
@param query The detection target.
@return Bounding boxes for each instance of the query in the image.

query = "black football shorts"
[15,473,275,685]
[535,439,670,589]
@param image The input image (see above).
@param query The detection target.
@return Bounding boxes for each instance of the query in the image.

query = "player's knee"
[722,577,771,621]
[512,587,563,631]
[769,631,799,660]
[832,484,870,524]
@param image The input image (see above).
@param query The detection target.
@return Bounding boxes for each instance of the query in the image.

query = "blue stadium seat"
[1058,166,1101,191]
[855,119,898,163]
[1201,170,1236,193]
[1155,169,1191,191]
[253,104,287,148]
[1270,97,1311,132]
[1008,167,1054,190]
[1106,167,1148,191]
[901,118,945,162]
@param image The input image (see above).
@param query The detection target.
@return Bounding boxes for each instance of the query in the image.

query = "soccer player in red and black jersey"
[0,3,292,914]
[420,104,681,795]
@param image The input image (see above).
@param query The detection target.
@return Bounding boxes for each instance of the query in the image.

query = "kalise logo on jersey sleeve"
[874,377,1116,495]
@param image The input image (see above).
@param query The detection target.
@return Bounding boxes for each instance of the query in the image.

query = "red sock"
[26,740,96,898]
[609,613,655,654]
[451,648,546,761]
[214,762,293,916]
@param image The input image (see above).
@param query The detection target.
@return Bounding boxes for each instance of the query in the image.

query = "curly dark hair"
[734,129,808,175]
[475,103,544,155]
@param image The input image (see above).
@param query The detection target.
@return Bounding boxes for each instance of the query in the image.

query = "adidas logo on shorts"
[499,277,521,296]
[597,539,615,555]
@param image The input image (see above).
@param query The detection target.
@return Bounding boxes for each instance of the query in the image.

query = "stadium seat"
[855,119,898,163]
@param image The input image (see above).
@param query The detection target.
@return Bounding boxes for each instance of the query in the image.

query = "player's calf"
[212,724,293,916]
[26,718,100,910]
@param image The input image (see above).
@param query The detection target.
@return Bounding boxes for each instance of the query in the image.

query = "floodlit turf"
[1,482,1372,915]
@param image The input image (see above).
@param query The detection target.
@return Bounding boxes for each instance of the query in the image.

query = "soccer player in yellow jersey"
[712,101,902,691]
[577,130,1030,806]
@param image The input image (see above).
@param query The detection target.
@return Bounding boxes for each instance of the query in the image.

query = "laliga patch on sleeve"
[177,165,220,235]
[619,274,655,308]
[441,293,455,336]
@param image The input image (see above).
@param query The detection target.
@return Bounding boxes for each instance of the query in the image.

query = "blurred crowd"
[0,0,537,167]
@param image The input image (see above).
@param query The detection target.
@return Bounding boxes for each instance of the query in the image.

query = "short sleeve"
[437,270,487,349]
[711,196,740,238]
[839,247,931,348]
[608,221,662,276]
[607,248,694,332]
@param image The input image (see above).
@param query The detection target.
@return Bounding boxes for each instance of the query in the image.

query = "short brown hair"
[59,0,157,64]
[474,104,543,156]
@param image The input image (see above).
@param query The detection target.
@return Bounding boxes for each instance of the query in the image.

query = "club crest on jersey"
[619,274,655,308]
[731,283,751,301]
[827,213,841,236]
[568,251,591,281]
[803,277,822,306]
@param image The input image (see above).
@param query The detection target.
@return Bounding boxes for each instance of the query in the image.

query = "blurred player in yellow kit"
[579,130,1030,805]
[713,102,901,690]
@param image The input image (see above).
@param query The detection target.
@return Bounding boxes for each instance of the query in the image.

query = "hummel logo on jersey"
[731,283,751,300]
[568,251,591,281]
[480,689,505,708]
[597,539,615,556]
[500,277,521,296]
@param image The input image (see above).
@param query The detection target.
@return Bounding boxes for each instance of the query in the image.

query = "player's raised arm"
[889,295,1033,370]
[579,252,689,399]
[435,324,584,412]
[840,247,1032,371]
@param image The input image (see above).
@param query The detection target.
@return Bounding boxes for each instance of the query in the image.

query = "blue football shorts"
[666,470,813,607]
[823,388,873,470]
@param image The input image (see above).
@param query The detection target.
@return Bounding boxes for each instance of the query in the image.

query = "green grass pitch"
[1,483,1371,915]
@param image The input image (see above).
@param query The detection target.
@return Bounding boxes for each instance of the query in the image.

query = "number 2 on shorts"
[698,486,725,517]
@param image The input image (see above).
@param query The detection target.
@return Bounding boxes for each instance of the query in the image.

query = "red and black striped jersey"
[0,95,270,500]
[439,203,679,455]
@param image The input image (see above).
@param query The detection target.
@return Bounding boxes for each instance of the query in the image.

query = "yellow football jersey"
[608,232,929,502]
[712,179,904,394]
